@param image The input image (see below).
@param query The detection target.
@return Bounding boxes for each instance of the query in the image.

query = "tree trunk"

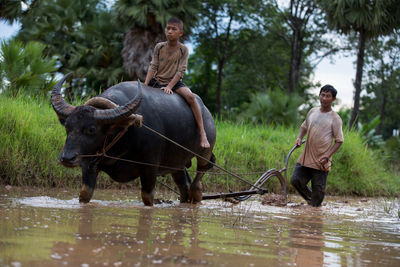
[216,61,224,118]
[349,28,366,129]
[377,89,386,135]
[289,26,302,93]
[121,27,164,81]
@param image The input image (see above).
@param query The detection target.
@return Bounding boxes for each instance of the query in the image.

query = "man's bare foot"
[200,134,210,148]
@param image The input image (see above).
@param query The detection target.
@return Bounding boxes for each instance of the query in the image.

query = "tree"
[0,0,29,23]
[194,0,260,117]
[362,33,400,139]
[17,0,127,97]
[221,28,291,113]
[261,0,337,95]
[272,0,321,93]
[317,0,400,129]
[0,39,57,96]
[185,41,218,112]
[114,0,200,81]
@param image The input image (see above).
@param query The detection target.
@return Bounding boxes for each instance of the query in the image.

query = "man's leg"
[175,86,210,148]
[290,163,312,203]
[309,170,328,207]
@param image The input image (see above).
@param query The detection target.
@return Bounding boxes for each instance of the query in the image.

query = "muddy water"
[0,188,399,267]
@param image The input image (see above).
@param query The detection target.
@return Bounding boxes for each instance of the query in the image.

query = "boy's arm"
[161,73,181,94]
[145,69,155,86]
[145,43,161,86]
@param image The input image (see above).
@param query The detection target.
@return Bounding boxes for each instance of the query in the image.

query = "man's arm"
[295,125,307,147]
[319,141,343,170]
[321,141,343,161]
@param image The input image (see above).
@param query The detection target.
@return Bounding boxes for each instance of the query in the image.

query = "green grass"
[0,94,79,187]
[1,95,399,197]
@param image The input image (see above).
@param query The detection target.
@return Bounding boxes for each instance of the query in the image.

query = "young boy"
[290,85,344,207]
[144,17,210,148]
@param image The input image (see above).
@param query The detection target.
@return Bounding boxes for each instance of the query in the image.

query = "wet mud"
[0,187,399,266]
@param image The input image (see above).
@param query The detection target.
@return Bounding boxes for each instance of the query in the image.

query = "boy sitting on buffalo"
[144,17,210,148]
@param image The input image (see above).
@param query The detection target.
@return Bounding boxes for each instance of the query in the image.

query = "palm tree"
[0,0,25,23]
[317,0,400,129]
[114,0,200,81]
[0,39,57,96]
[17,0,127,97]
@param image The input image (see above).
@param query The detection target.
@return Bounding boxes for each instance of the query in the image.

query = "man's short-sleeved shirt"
[149,41,188,85]
[298,107,344,171]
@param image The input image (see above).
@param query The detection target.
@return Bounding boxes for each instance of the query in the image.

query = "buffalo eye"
[85,125,96,135]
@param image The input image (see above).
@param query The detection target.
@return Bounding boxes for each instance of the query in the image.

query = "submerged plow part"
[232,169,287,203]
[201,169,287,203]
[201,142,305,204]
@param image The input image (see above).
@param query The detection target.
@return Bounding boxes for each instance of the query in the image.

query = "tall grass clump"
[0,94,80,187]
[329,130,400,196]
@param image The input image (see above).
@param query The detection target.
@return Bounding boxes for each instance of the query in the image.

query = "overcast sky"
[0,21,355,110]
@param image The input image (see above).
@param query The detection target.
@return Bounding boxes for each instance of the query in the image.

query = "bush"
[383,136,400,170]
[238,90,303,126]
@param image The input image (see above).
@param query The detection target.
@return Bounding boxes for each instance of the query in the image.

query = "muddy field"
[0,187,399,266]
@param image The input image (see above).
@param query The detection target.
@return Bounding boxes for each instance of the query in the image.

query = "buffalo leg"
[190,152,215,203]
[172,169,191,203]
[79,163,99,203]
[140,174,156,206]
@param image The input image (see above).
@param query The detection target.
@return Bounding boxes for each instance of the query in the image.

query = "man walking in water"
[291,85,344,207]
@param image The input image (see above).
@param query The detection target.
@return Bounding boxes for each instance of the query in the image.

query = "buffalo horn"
[93,81,143,124]
[51,73,76,120]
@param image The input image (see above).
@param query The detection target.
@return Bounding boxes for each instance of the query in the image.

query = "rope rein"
[79,122,264,190]
[141,124,263,190]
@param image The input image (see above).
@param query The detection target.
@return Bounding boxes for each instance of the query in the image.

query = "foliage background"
[1,95,399,197]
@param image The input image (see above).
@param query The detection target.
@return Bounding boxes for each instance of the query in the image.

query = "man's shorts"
[148,78,187,91]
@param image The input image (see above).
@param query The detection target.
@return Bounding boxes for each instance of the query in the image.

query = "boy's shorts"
[148,78,187,91]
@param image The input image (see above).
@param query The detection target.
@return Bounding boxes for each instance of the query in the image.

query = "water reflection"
[288,209,324,266]
[1,190,400,266]
[46,204,212,266]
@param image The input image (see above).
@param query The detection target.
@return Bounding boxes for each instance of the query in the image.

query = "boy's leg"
[175,86,210,148]
[290,163,312,203]
[309,170,328,207]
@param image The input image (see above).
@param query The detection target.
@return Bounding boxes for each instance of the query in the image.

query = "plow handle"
[283,139,306,180]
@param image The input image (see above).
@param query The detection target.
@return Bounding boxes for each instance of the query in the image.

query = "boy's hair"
[319,84,337,98]
[167,17,184,30]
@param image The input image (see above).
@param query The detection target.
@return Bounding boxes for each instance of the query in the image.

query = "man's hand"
[295,138,302,147]
[319,157,329,172]
[161,86,173,94]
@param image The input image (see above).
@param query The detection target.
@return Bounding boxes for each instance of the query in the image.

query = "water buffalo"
[51,74,216,205]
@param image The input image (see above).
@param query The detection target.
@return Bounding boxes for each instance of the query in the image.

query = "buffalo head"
[51,74,142,167]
